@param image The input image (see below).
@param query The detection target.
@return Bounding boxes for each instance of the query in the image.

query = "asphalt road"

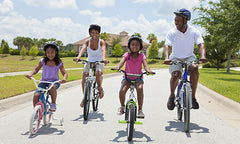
[0,69,240,144]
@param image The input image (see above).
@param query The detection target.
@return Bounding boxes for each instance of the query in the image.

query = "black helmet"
[128,35,143,51]
[43,41,59,52]
[88,24,101,35]
[174,8,191,21]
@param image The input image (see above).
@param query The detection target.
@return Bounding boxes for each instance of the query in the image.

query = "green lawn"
[199,68,240,103]
[0,56,166,99]
[0,55,167,73]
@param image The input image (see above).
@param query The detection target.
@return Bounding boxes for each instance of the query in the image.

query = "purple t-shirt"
[123,52,146,80]
[40,58,63,82]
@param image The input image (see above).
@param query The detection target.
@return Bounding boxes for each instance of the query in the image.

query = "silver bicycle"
[77,59,104,120]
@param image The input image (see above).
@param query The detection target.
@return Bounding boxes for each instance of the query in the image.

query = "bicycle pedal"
[118,120,127,124]
[135,121,143,125]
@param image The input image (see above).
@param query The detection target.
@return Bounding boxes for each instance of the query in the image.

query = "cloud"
[24,0,78,9]
[90,0,115,8]
[134,0,155,4]
[0,12,87,48]
[89,13,172,42]
[0,0,14,14]
[79,9,102,16]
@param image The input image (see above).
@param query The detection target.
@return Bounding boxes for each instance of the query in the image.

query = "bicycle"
[111,69,155,141]
[76,59,104,120]
[29,77,63,135]
[172,60,200,132]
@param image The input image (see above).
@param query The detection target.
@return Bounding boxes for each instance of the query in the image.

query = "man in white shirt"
[164,8,207,110]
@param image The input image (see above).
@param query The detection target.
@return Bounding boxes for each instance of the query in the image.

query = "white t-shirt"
[165,24,204,59]
[87,38,103,62]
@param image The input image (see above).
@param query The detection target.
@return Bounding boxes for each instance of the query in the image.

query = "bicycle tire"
[29,105,42,135]
[43,104,52,125]
[127,103,135,141]
[92,82,99,111]
[83,81,91,120]
[184,84,190,132]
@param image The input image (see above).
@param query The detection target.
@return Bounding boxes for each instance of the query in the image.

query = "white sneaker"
[137,110,145,119]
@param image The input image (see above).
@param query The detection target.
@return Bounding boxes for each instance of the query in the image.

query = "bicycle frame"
[31,77,60,118]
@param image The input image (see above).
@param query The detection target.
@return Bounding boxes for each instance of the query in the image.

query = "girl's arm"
[143,59,153,74]
[73,40,88,62]
[59,65,68,83]
[25,61,43,79]
[113,57,126,70]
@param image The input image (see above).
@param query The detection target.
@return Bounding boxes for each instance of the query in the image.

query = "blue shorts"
[34,82,60,94]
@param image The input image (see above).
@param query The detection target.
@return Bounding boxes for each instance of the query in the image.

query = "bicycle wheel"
[184,84,190,132]
[29,105,42,135]
[92,82,99,111]
[43,104,52,125]
[83,81,91,120]
[127,103,135,141]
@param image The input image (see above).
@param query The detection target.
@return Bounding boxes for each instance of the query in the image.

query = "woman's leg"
[95,71,104,98]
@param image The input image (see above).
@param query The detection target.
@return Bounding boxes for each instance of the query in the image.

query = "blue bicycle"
[29,77,63,135]
[173,60,199,132]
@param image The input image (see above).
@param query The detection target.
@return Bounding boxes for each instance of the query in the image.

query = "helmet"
[128,35,143,51]
[88,24,101,35]
[174,8,191,21]
[43,41,59,52]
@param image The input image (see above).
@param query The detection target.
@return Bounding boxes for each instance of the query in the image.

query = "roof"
[73,31,149,48]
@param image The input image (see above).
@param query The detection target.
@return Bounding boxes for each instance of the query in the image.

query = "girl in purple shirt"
[26,41,68,111]
[113,35,154,118]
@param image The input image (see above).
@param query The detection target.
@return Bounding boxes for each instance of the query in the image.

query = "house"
[73,31,150,56]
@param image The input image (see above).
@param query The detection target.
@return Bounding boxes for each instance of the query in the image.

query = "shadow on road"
[112,128,154,143]
[72,111,105,124]
[21,123,64,138]
[165,120,209,137]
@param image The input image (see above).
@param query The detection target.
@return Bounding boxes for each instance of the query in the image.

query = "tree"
[20,46,27,59]
[193,0,240,73]
[1,40,10,55]
[147,33,157,43]
[112,44,123,60]
[13,37,24,50]
[99,32,110,41]
[133,33,142,37]
[147,40,159,59]
[29,44,39,59]
[111,37,121,48]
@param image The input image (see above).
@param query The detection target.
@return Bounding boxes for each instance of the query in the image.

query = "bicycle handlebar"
[110,68,156,77]
[30,77,60,93]
[171,60,201,65]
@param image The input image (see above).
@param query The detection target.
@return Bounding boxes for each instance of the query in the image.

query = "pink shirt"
[123,52,146,80]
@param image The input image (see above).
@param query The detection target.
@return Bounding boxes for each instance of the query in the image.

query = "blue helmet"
[174,8,191,21]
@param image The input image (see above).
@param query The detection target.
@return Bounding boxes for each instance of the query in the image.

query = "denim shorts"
[34,82,60,94]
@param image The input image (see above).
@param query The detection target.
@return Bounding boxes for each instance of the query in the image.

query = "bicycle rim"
[184,86,190,132]
[92,82,99,111]
[83,82,90,120]
[29,105,42,135]
[127,103,135,141]
[43,104,52,125]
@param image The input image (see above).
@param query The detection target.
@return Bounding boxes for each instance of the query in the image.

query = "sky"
[0,0,205,48]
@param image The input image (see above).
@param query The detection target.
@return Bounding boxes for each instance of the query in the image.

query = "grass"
[0,56,166,99]
[199,68,240,103]
[0,55,167,73]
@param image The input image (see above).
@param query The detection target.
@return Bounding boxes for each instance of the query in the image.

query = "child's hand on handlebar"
[59,79,66,84]
[163,59,172,65]
[25,75,32,80]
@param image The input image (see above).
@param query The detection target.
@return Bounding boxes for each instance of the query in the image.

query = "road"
[0,69,240,144]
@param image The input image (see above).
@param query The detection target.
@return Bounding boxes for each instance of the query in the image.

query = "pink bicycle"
[29,77,63,135]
